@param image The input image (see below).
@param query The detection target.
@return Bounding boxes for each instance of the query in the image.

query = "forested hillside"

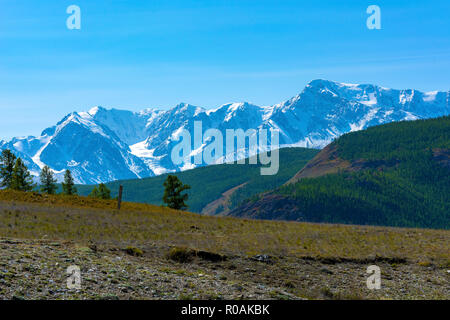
[75,148,319,213]
[229,116,450,229]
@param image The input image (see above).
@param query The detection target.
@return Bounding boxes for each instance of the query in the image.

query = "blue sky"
[0,0,449,140]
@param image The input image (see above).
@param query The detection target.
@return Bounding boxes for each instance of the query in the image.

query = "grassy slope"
[0,190,448,264]
[231,116,450,229]
[74,147,319,213]
[0,190,448,300]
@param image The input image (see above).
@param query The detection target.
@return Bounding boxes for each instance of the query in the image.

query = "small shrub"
[167,247,194,263]
[124,246,143,257]
[418,260,432,267]
[196,250,227,262]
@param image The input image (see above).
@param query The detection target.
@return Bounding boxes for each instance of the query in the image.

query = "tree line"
[0,149,108,199]
[0,149,191,210]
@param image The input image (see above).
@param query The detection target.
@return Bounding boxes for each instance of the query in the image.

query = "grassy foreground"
[0,190,449,299]
[1,190,449,262]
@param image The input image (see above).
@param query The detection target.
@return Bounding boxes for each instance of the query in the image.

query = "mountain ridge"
[1,79,449,184]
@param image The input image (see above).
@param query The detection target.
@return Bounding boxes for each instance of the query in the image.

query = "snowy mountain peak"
[173,103,203,113]
[2,80,449,184]
[87,106,104,116]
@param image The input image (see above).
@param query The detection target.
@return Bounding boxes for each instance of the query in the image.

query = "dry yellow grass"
[0,190,449,266]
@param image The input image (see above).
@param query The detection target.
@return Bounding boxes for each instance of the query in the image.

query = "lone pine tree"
[62,169,77,195]
[39,165,57,194]
[163,175,191,210]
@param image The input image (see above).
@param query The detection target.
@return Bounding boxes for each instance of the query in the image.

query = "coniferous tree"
[39,165,57,194]
[0,149,17,189]
[89,186,100,198]
[62,169,77,195]
[162,175,191,210]
[98,183,111,199]
[89,183,111,199]
[10,158,35,192]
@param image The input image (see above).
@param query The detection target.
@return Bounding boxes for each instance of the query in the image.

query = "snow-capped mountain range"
[1,79,449,184]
